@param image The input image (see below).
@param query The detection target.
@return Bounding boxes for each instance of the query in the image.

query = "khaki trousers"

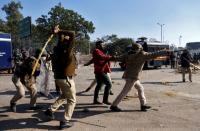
[10,75,37,107]
[50,77,76,121]
[182,67,192,81]
[112,79,146,106]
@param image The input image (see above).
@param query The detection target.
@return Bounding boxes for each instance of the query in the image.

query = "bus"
[119,37,169,70]
[0,33,13,73]
[186,42,200,60]
[145,43,169,68]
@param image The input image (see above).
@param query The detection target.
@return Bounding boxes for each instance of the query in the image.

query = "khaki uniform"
[50,30,76,121]
[180,51,193,82]
[51,78,76,121]
[112,50,168,107]
[11,75,37,107]
[182,67,192,82]
[10,56,40,108]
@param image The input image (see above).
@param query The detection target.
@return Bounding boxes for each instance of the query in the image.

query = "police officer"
[110,43,169,112]
[10,50,41,112]
[44,26,77,130]
[180,49,193,82]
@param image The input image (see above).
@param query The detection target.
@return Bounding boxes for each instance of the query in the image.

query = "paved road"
[0,63,200,131]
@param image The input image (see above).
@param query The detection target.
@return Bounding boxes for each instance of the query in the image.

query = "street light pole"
[157,23,165,43]
[179,35,182,47]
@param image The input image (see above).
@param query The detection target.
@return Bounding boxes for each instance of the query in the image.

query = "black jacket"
[180,52,192,68]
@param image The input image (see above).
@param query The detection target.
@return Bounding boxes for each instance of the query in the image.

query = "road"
[0,63,200,131]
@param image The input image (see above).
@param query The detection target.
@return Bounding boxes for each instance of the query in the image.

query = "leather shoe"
[59,120,73,130]
[141,105,151,112]
[110,91,114,95]
[10,102,16,112]
[103,101,111,105]
[93,101,102,104]
[110,106,122,112]
[44,109,55,120]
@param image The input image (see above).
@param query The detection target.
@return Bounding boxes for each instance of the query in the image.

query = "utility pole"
[157,23,165,43]
[179,35,182,47]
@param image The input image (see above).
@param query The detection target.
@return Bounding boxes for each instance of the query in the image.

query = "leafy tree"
[76,39,90,54]
[105,38,134,55]
[0,19,8,32]
[97,34,119,43]
[95,35,133,55]
[1,1,23,48]
[34,3,95,50]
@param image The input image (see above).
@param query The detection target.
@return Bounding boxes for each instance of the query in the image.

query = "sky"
[0,0,200,47]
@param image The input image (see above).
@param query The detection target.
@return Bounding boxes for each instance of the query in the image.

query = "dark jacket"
[52,30,76,79]
[180,51,192,68]
[14,56,41,85]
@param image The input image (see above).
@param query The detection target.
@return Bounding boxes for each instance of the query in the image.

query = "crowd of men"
[10,26,196,130]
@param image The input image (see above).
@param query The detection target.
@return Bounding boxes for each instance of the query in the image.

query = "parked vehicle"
[145,43,170,68]
[119,38,169,70]
[0,33,13,73]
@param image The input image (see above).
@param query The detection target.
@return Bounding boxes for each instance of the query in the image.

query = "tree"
[1,1,23,48]
[106,38,134,55]
[0,19,8,32]
[95,35,133,55]
[97,34,119,43]
[34,3,95,49]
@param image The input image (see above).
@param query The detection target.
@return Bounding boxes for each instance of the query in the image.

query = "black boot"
[109,90,114,95]
[93,100,102,104]
[141,105,151,112]
[110,106,122,112]
[59,120,73,130]
[10,102,16,112]
[44,109,55,120]
[103,101,111,105]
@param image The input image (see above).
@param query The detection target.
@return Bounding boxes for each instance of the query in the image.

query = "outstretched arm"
[84,58,94,66]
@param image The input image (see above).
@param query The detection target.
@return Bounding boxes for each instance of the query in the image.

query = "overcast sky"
[1,0,200,47]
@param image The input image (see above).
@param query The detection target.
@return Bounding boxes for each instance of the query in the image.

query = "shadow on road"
[0,118,57,130]
[0,90,16,96]
[0,101,142,130]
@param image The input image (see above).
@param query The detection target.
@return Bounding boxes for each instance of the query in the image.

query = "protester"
[180,49,193,82]
[110,43,169,112]
[92,40,113,105]
[10,50,42,112]
[36,50,52,96]
[13,48,23,71]
[84,58,114,95]
[44,26,77,130]
[170,52,176,69]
